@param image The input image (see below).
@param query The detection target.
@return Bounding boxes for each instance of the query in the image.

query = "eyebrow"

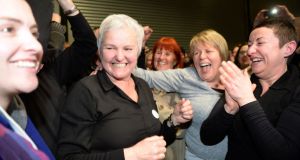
[0,17,38,30]
[0,17,22,23]
[256,37,264,41]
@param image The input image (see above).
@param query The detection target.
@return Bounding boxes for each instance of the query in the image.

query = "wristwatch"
[64,6,79,16]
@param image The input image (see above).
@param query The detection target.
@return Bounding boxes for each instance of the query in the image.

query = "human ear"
[283,40,297,57]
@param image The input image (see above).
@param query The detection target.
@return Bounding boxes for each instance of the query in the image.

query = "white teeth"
[159,62,166,65]
[113,63,126,68]
[15,61,37,68]
[200,63,211,67]
[251,58,262,62]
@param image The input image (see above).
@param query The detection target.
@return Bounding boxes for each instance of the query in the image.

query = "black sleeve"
[54,13,98,86]
[57,82,125,160]
[137,48,146,69]
[200,96,234,145]
[239,90,300,159]
[160,119,177,146]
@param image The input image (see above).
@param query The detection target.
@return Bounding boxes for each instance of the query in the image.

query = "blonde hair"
[189,29,229,61]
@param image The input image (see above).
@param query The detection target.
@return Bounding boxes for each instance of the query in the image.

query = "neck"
[209,80,224,90]
[0,94,12,110]
[259,65,287,95]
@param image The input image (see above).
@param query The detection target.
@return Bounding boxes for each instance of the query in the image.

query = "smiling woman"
[0,0,47,159]
[201,19,300,160]
[57,14,193,160]
[133,29,230,160]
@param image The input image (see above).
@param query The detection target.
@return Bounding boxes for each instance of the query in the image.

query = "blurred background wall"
[60,0,299,51]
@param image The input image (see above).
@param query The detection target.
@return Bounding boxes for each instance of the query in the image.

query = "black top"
[19,13,97,154]
[200,65,300,160]
[57,70,176,160]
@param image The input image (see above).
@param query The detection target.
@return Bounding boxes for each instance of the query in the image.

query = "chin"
[19,80,39,93]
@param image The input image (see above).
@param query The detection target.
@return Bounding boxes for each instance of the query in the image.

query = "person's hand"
[172,98,193,125]
[57,0,79,16]
[224,89,239,115]
[124,136,166,160]
[219,61,256,106]
[142,26,153,47]
[52,13,61,23]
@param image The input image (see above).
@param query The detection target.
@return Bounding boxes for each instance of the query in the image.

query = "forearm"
[59,148,124,160]
[54,13,97,85]
[161,120,177,145]
[133,68,181,92]
[200,97,234,145]
[240,101,300,159]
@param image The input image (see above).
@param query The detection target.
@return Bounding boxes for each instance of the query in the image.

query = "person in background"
[138,25,153,69]
[150,37,186,160]
[229,43,241,62]
[200,19,300,160]
[253,4,295,28]
[134,29,229,160]
[234,43,250,69]
[181,47,193,68]
[145,52,153,70]
[0,0,48,159]
[57,14,193,160]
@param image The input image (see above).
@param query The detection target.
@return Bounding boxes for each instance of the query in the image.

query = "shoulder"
[133,75,150,88]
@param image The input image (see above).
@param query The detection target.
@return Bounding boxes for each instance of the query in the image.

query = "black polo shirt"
[57,70,175,160]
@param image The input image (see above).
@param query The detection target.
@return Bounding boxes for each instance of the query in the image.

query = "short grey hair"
[97,14,144,56]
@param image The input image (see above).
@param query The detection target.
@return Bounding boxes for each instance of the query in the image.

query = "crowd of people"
[0,0,299,160]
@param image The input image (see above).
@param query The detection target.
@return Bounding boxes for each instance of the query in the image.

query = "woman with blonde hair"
[134,29,229,159]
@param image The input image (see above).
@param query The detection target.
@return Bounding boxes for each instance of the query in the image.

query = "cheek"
[168,55,177,63]
[192,55,198,63]
[100,51,112,62]
[130,52,139,60]
[212,54,222,63]
[153,54,160,61]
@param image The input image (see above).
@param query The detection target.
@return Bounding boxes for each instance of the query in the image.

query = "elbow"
[200,130,219,146]
[200,123,225,146]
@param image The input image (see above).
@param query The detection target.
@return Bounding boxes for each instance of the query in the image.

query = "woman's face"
[153,48,177,70]
[0,0,43,98]
[238,45,250,68]
[100,27,139,81]
[248,27,288,79]
[192,42,222,85]
[146,53,153,69]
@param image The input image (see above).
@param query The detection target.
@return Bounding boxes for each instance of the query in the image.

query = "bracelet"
[64,6,79,16]
[166,114,176,128]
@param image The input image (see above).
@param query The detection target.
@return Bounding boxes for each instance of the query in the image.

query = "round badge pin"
[152,109,159,119]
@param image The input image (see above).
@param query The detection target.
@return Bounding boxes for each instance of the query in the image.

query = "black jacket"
[201,65,300,160]
[19,13,97,154]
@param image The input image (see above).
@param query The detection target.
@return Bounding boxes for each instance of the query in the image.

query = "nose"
[115,49,125,61]
[159,53,167,59]
[198,51,207,59]
[247,45,255,56]
[21,29,43,58]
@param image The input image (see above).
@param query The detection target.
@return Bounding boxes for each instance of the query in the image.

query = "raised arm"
[54,0,97,86]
